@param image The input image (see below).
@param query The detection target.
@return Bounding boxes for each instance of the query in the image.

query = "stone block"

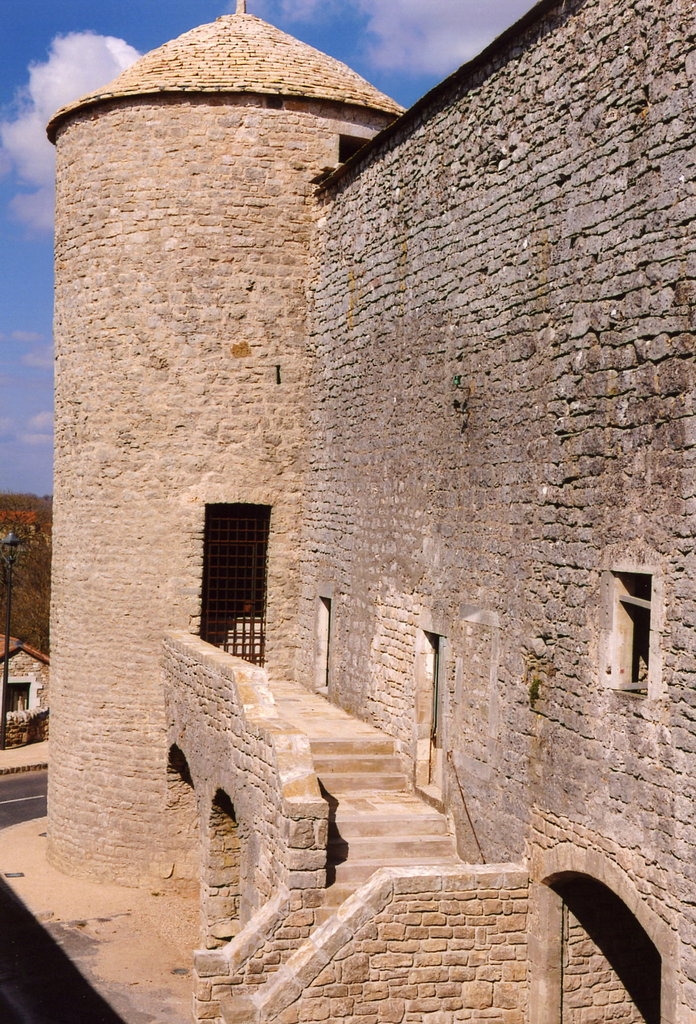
[461,981,494,1009]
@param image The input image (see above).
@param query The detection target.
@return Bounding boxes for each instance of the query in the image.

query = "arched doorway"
[204,789,242,949]
[165,744,199,892]
[555,874,660,1024]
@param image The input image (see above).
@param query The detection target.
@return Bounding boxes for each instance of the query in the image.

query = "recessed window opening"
[8,683,30,712]
[205,789,241,948]
[165,745,199,895]
[614,572,652,693]
[316,596,332,692]
[200,503,270,665]
[338,134,367,163]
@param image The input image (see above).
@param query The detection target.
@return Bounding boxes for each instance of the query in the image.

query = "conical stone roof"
[47,12,403,140]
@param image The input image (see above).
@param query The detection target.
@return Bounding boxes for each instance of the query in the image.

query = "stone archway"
[165,744,199,892]
[554,873,660,1024]
[529,845,677,1024]
[204,789,242,949]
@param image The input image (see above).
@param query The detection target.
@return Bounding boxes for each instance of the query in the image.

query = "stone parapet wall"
[5,708,49,748]
[195,886,327,1020]
[164,632,328,900]
[219,865,528,1024]
[164,632,334,1019]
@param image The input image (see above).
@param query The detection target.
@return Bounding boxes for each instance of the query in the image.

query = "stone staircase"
[214,681,464,1023]
[270,681,460,920]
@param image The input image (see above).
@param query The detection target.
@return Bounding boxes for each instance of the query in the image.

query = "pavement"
[0,741,199,1024]
[0,738,49,773]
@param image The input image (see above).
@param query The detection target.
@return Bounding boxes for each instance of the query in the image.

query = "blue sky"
[0,0,533,496]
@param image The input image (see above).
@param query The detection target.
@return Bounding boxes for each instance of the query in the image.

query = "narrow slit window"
[316,596,332,692]
[415,629,446,793]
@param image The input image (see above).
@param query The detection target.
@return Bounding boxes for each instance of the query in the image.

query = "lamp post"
[0,532,22,751]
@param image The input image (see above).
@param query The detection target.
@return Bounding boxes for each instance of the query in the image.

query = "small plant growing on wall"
[523,650,555,712]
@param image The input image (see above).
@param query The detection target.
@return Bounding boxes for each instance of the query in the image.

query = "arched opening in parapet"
[553,873,661,1024]
[165,744,199,893]
[204,789,242,949]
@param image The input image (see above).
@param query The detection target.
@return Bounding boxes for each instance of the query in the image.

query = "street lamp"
[0,532,22,751]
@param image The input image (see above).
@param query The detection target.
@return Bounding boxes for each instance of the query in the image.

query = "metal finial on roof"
[236,0,247,12]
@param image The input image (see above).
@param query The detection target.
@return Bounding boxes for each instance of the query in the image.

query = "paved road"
[0,770,47,829]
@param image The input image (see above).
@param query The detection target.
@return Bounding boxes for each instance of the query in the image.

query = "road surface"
[0,769,47,829]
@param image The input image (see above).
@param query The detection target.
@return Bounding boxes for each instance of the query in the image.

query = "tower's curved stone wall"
[49,85,393,881]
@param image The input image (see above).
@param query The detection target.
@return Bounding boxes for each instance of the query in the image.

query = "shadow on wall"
[555,875,661,1024]
[0,878,125,1024]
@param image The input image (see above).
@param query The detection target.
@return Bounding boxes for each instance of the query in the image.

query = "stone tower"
[47,11,400,883]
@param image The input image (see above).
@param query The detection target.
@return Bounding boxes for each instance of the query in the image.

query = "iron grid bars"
[200,504,271,666]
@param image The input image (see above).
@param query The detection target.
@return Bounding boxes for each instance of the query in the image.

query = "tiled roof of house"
[1,637,50,665]
[47,13,403,140]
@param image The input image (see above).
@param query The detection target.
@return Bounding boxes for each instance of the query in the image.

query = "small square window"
[338,134,367,163]
[603,569,662,697]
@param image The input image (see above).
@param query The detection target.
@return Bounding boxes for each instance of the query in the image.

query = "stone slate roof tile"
[47,13,403,140]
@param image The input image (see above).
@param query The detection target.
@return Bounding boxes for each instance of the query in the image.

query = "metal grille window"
[200,504,271,665]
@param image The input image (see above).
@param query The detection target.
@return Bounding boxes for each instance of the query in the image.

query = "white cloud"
[27,411,53,433]
[21,344,53,370]
[11,330,45,344]
[20,431,52,447]
[362,0,535,75]
[1,32,140,232]
[252,0,534,75]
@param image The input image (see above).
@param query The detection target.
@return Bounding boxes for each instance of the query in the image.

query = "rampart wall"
[306,0,695,1011]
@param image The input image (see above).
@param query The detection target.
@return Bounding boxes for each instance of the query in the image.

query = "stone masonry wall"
[49,91,391,883]
[563,910,643,1024]
[225,866,529,1024]
[163,632,336,1020]
[5,709,49,748]
[306,0,695,1014]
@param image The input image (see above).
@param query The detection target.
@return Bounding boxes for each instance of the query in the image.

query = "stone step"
[331,812,450,838]
[332,854,457,886]
[313,754,404,774]
[317,772,409,793]
[328,833,455,861]
[309,736,395,756]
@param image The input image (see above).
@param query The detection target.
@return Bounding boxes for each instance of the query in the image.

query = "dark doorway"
[200,504,271,665]
[554,875,661,1024]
